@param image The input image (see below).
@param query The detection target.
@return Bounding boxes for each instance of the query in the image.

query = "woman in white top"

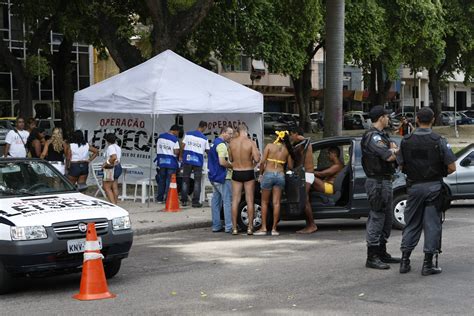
[67,130,98,189]
[102,133,122,204]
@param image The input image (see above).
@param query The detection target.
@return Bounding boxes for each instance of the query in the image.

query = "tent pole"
[148,93,157,208]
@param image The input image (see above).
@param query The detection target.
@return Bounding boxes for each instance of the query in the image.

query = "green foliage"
[25,55,50,79]
[182,0,323,77]
[168,0,197,15]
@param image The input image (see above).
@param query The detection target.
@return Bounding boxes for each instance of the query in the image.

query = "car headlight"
[112,216,131,231]
[11,226,47,241]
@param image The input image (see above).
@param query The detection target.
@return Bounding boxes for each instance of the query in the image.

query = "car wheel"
[104,259,122,279]
[0,261,13,294]
[392,193,408,230]
[237,200,265,230]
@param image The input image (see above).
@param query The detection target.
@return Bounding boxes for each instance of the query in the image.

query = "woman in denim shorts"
[254,131,294,236]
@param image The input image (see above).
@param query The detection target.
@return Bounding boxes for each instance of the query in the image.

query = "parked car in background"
[263,113,289,134]
[291,114,320,133]
[343,111,371,130]
[456,112,474,125]
[274,112,298,129]
[309,112,324,131]
[0,117,16,147]
[441,111,467,126]
[462,110,474,118]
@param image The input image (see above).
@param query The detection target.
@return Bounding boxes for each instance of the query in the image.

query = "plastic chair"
[90,163,106,198]
[133,178,156,204]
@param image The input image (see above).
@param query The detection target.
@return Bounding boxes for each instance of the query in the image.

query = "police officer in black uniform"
[361,105,401,270]
[397,107,456,276]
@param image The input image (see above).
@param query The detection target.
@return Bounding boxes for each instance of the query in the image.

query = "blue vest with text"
[182,130,208,167]
[156,132,179,169]
[208,137,227,183]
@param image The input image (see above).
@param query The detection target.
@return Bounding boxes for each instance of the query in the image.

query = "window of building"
[471,90,474,108]
[223,54,250,72]
[0,101,11,116]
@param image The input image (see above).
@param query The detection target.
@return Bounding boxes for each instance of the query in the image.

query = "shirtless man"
[289,127,318,234]
[313,146,344,194]
[228,123,261,235]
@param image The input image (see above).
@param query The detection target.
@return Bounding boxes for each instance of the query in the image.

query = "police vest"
[361,129,396,177]
[401,132,446,182]
[208,137,227,184]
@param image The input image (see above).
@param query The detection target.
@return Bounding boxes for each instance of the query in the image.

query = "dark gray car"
[237,136,472,230]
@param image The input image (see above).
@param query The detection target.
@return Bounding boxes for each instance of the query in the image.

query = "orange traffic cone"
[73,223,116,301]
[164,173,180,212]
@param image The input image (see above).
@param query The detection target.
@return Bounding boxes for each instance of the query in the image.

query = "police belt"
[368,175,393,182]
[406,178,443,186]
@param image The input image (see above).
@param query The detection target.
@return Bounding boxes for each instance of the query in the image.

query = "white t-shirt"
[105,144,121,164]
[5,129,29,158]
[70,143,90,162]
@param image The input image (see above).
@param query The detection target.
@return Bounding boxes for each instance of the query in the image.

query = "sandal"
[232,228,239,235]
[271,230,280,236]
[247,227,253,235]
[253,230,268,236]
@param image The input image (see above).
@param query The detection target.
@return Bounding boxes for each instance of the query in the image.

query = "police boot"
[366,246,390,270]
[379,243,401,264]
[421,253,442,276]
[399,251,411,274]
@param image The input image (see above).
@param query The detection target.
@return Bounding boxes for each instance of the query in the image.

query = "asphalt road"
[2,206,474,315]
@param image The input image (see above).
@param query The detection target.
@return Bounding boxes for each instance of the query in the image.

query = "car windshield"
[0,160,76,198]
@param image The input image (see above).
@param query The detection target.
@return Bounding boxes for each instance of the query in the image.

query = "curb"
[133,220,212,236]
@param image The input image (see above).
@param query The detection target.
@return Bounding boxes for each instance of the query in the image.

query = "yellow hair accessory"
[274,130,289,144]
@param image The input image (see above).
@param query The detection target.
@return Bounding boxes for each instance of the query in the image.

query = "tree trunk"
[52,37,75,138]
[0,38,33,118]
[291,57,313,133]
[428,67,443,125]
[324,0,345,137]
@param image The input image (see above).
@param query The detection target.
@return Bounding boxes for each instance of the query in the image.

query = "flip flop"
[253,230,268,236]
[271,230,280,236]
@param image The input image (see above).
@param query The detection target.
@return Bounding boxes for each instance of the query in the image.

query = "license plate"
[67,237,102,254]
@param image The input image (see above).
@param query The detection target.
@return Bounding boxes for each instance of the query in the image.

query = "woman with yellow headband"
[254,130,294,236]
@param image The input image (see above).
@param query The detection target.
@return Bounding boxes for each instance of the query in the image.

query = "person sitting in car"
[313,146,344,195]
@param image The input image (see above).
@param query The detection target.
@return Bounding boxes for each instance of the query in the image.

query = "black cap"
[169,124,180,131]
[369,105,391,122]
[416,107,434,123]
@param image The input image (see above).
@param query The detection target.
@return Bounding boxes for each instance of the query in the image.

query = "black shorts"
[69,162,89,177]
[232,170,255,182]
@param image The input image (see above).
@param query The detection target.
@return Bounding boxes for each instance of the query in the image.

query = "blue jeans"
[211,180,232,232]
[157,168,177,202]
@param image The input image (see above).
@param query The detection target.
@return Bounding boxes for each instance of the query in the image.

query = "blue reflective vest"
[208,137,227,183]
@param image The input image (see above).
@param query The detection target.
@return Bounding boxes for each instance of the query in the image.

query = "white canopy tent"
[74,49,263,115]
[74,50,263,203]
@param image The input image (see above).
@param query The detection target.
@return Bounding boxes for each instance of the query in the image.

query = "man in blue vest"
[155,125,181,203]
[181,121,210,207]
[208,126,234,232]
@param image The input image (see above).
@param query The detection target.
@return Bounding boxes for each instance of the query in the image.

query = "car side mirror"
[460,158,471,167]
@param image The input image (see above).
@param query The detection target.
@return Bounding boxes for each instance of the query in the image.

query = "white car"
[0,158,133,293]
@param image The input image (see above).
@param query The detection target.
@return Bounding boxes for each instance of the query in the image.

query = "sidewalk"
[119,200,213,236]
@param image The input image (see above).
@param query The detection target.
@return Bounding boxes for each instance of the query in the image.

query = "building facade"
[0,0,93,119]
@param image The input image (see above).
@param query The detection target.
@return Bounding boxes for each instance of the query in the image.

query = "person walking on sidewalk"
[228,123,260,235]
[361,105,401,270]
[397,107,456,276]
[156,125,181,203]
[181,121,210,207]
[208,126,234,233]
